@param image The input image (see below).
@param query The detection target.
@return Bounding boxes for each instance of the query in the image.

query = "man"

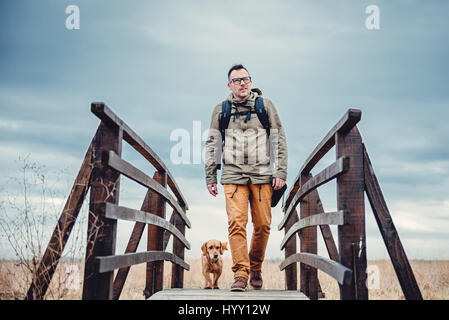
[205,64,288,291]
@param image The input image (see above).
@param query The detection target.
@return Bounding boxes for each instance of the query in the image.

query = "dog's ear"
[220,241,228,255]
[201,242,208,255]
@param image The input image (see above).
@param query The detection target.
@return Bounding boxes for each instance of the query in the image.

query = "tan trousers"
[224,183,273,279]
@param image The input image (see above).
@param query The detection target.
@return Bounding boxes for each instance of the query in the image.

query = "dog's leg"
[203,269,213,289]
[213,269,222,289]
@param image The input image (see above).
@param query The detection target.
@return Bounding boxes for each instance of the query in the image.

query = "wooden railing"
[279,109,423,300]
[26,103,190,300]
[26,104,422,301]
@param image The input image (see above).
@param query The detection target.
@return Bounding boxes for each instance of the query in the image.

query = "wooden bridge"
[25,103,422,300]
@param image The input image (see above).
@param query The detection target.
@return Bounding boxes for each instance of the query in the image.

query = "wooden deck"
[149,288,309,300]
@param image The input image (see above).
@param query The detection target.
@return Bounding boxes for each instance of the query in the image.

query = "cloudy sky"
[1,0,448,263]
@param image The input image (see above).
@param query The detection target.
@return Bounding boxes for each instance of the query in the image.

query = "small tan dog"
[201,239,228,289]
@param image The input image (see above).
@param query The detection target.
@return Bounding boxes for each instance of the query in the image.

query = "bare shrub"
[0,156,87,299]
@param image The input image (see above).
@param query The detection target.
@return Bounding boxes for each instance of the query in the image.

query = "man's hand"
[207,183,218,197]
[272,177,286,191]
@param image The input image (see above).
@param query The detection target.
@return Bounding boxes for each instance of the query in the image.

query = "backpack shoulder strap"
[219,100,232,144]
[254,97,271,137]
[220,97,271,140]
[215,100,232,171]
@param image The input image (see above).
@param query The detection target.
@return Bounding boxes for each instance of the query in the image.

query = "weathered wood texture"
[299,174,318,300]
[91,102,188,210]
[149,289,309,300]
[363,144,422,300]
[280,253,353,286]
[171,204,187,288]
[112,189,152,300]
[336,126,367,300]
[105,150,190,228]
[27,104,192,300]
[82,122,122,300]
[144,172,167,299]
[284,209,299,290]
[279,157,349,230]
[280,210,347,250]
[26,132,95,300]
[103,202,190,249]
[305,188,335,298]
[278,109,419,300]
[280,184,339,271]
[284,109,361,210]
[97,251,189,273]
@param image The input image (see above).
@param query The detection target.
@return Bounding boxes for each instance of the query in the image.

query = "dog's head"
[201,239,228,262]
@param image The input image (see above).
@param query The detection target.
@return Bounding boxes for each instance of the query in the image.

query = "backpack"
[216,92,271,170]
[218,96,271,146]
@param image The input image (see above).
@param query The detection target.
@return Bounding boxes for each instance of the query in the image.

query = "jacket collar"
[228,89,260,109]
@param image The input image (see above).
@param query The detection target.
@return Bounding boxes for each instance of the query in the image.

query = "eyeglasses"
[230,76,251,85]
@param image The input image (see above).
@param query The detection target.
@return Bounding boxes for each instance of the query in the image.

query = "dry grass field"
[1,258,448,300]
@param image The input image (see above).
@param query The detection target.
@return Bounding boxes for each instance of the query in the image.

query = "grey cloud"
[1,0,448,259]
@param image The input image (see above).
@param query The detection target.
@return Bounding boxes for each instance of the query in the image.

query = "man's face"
[228,69,252,101]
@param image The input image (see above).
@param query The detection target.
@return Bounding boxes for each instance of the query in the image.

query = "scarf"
[228,89,262,123]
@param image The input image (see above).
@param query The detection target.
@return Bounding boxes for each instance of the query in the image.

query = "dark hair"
[227,64,250,81]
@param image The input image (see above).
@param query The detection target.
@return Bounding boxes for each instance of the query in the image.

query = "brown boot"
[230,276,248,292]
[249,270,263,290]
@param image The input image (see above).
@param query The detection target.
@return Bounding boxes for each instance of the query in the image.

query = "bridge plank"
[149,289,309,300]
[91,102,189,210]
[103,202,190,249]
[279,253,353,286]
[105,150,191,228]
[96,251,189,273]
[280,210,347,250]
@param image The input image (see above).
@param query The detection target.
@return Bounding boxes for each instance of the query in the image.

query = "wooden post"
[82,122,122,300]
[26,132,95,300]
[144,171,167,299]
[284,209,298,290]
[336,126,368,300]
[299,173,318,300]
[308,189,331,298]
[363,144,422,300]
[171,205,186,288]
[112,189,153,300]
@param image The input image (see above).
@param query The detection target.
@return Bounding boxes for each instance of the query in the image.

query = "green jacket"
[205,90,288,185]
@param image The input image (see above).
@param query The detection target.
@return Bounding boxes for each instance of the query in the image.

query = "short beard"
[236,90,250,100]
